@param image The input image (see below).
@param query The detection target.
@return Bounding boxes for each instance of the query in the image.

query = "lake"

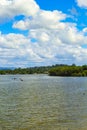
[0,74,87,130]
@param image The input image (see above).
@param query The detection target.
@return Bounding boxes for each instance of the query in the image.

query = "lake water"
[0,75,87,130]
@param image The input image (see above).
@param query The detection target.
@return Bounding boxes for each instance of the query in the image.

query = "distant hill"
[0,67,15,70]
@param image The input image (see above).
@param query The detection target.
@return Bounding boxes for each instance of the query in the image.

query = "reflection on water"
[0,75,87,130]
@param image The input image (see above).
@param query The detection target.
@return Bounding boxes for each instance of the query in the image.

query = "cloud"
[83,27,87,32]
[0,28,87,67]
[0,32,44,67]
[68,7,78,16]
[13,10,67,30]
[0,0,87,67]
[12,8,87,66]
[0,0,39,22]
[76,0,87,8]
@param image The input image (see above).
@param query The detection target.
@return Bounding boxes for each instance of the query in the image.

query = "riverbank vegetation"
[0,64,87,76]
[0,66,51,75]
[49,64,87,76]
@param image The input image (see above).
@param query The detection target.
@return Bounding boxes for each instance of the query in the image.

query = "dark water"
[0,75,87,130]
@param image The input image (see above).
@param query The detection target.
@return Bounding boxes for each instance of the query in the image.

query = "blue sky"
[0,0,87,67]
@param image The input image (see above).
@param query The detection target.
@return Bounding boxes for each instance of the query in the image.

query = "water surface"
[0,75,87,130]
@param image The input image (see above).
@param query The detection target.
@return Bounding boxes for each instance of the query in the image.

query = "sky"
[0,0,87,67]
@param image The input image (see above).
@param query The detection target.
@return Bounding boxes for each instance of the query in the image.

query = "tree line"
[49,64,87,76]
[0,66,51,75]
[0,64,87,76]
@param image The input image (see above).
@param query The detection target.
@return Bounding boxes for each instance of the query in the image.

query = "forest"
[0,64,87,76]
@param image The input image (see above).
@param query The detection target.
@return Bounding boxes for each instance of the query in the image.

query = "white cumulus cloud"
[76,0,87,8]
[0,0,87,67]
[0,0,39,21]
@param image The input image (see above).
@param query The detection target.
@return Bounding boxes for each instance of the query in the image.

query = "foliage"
[0,64,87,76]
[49,65,87,76]
[0,66,51,75]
